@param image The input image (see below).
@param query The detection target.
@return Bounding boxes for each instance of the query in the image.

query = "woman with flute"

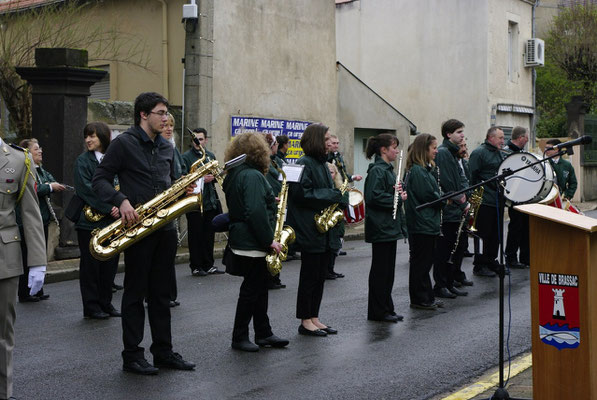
[364,133,407,322]
[404,133,444,310]
[288,124,345,336]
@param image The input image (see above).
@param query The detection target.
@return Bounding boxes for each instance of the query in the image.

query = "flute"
[392,149,404,220]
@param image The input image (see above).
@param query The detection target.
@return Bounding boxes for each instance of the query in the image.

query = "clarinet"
[392,149,404,220]
[436,165,443,236]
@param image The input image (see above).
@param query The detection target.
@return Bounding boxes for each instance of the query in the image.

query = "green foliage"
[536,4,597,138]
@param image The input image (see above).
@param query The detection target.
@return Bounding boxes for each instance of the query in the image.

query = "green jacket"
[276,150,287,163]
[223,163,276,251]
[404,164,442,235]
[16,164,55,227]
[288,155,344,253]
[469,141,505,207]
[172,147,187,180]
[182,148,221,212]
[550,157,577,199]
[364,155,407,243]
[436,139,468,223]
[266,155,283,196]
[74,151,118,231]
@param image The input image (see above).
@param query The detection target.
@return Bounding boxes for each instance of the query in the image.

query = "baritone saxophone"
[265,163,295,276]
[314,177,349,233]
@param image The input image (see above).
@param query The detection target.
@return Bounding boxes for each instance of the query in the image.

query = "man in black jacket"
[433,119,471,299]
[93,92,195,375]
[504,127,530,270]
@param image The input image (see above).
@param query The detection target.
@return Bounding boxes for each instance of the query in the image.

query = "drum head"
[348,188,364,207]
[499,152,552,204]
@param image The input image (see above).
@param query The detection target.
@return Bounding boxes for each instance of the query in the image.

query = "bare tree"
[0,1,149,139]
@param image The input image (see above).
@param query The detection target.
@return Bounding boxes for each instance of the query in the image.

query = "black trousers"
[505,206,529,265]
[473,204,503,269]
[77,229,118,315]
[186,209,217,272]
[368,241,397,320]
[327,251,338,274]
[121,228,177,362]
[232,256,273,342]
[433,222,466,289]
[18,224,48,299]
[296,251,330,319]
[408,234,437,305]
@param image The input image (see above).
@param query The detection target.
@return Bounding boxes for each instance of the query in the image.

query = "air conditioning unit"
[525,38,545,67]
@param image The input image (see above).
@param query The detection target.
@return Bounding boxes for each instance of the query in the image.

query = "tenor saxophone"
[90,150,218,261]
[265,162,295,276]
[314,177,349,233]
[448,186,484,264]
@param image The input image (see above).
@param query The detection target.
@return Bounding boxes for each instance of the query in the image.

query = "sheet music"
[283,164,304,183]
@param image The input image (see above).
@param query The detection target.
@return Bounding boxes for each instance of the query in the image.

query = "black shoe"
[36,293,50,300]
[207,266,225,275]
[434,287,457,299]
[19,295,40,303]
[153,352,195,370]
[298,325,327,336]
[463,251,474,257]
[322,326,338,334]
[255,335,290,348]
[333,272,345,278]
[231,340,259,352]
[112,286,117,293]
[448,287,468,296]
[338,251,347,256]
[433,299,445,308]
[368,314,401,323]
[85,311,110,320]
[123,359,159,375]
[453,280,462,288]
[104,306,121,317]
[169,300,178,308]
[410,302,437,310]
[325,274,337,280]
[473,266,497,277]
[460,279,474,286]
[508,261,528,269]
[112,283,124,291]
[192,268,208,277]
[267,282,285,290]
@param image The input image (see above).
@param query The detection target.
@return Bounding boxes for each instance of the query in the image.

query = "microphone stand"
[417,146,574,400]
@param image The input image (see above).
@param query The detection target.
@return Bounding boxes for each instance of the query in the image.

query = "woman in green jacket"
[74,122,121,319]
[364,133,407,322]
[222,132,289,352]
[404,133,443,310]
[288,124,344,337]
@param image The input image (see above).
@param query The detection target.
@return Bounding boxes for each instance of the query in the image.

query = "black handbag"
[64,194,85,223]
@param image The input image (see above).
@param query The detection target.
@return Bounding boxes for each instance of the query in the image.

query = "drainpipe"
[157,0,169,99]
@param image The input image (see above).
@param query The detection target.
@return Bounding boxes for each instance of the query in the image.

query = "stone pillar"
[16,48,106,259]
[565,96,589,202]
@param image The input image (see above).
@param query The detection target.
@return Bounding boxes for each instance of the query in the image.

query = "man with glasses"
[93,92,195,375]
[182,128,224,277]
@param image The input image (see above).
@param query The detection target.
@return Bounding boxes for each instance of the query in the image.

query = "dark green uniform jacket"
[404,164,442,235]
[223,163,276,252]
[276,150,287,163]
[436,139,468,223]
[461,158,471,182]
[469,140,505,207]
[266,155,283,196]
[172,147,187,180]
[288,155,345,253]
[182,147,220,212]
[549,157,577,199]
[364,155,407,243]
[74,151,117,231]
[16,164,54,227]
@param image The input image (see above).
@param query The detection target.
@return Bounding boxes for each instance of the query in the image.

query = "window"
[90,65,110,100]
[508,21,519,82]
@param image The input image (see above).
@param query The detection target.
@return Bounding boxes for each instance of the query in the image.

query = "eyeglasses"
[150,110,169,117]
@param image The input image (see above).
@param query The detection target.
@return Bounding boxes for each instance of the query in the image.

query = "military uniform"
[0,139,46,399]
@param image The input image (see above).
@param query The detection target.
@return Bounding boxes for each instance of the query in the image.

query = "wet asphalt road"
[13,238,531,400]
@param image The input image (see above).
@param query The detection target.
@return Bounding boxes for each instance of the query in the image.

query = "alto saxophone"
[90,150,218,261]
[448,186,484,264]
[314,177,349,233]
[265,163,296,276]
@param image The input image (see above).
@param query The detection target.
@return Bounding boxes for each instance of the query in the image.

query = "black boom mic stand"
[416,142,588,400]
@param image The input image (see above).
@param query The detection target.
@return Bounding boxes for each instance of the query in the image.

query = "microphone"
[551,135,592,150]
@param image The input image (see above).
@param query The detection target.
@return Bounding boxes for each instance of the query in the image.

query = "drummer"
[469,126,505,278]
[504,127,530,270]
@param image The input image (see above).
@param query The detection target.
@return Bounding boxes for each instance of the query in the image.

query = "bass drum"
[343,188,365,224]
[498,152,554,204]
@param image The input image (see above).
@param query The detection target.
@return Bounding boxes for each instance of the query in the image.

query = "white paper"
[192,177,205,194]
[282,164,304,183]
